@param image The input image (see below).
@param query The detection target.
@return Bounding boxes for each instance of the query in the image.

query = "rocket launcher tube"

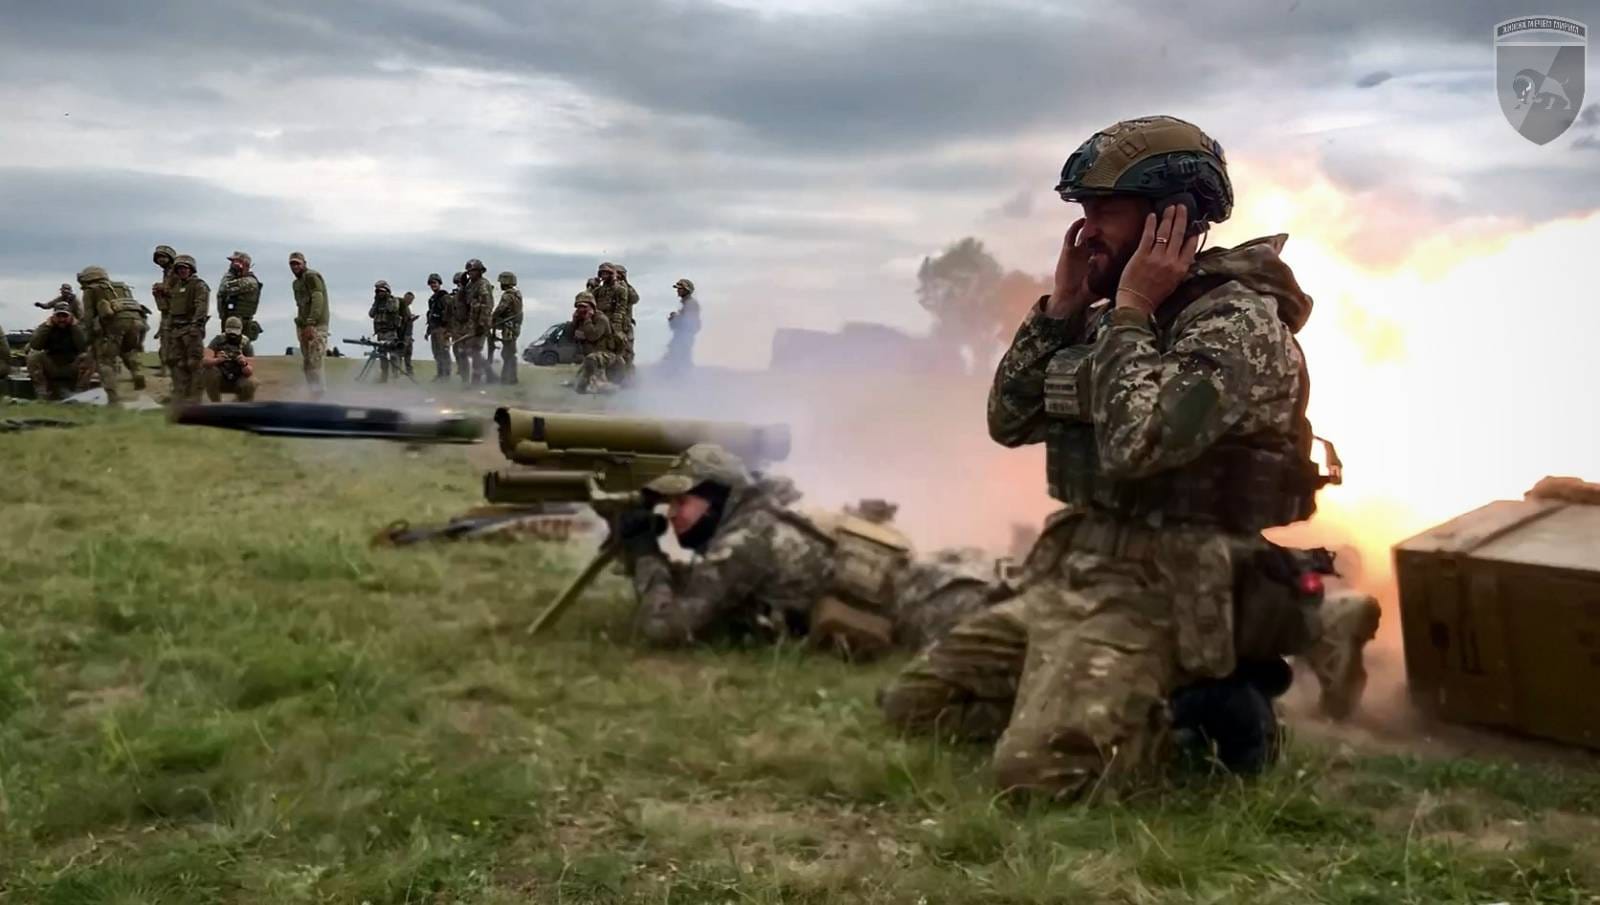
[493,408,790,465]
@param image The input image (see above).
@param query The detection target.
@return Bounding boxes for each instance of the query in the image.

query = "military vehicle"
[1394,476,1600,750]
[521,321,583,366]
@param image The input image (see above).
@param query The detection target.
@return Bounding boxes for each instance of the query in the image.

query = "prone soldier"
[217,251,263,341]
[492,271,523,385]
[77,265,148,403]
[424,273,452,382]
[201,317,258,401]
[25,304,91,400]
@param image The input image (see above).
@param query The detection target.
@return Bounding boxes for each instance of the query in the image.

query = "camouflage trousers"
[166,322,206,404]
[452,330,485,384]
[576,351,625,393]
[401,338,414,377]
[880,515,1236,801]
[202,367,257,402]
[429,331,452,378]
[299,327,328,397]
[94,314,147,402]
[26,352,88,399]
[499,331,519,384]
[155,314,172,372]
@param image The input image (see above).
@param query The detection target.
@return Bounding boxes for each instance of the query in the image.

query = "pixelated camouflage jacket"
[463,276,494,334]
[573,310,623,355]
[492,288,523,339]
[217,271,262,320]
[368,292,401,336]
[590,283,632,337]
[165,274,210,323]
[626,479,836,646]
[988,234,1310,480]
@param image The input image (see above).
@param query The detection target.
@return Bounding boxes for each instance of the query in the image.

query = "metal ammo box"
[1394,479,1600,749]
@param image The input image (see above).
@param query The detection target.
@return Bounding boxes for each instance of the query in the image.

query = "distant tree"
[917,237,1049,373]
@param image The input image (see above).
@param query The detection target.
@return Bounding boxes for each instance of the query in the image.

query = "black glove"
[616,508,667,557]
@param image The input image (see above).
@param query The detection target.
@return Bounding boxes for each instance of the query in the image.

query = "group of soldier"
[598,115,1383,801]
[567,263,700,393]
[414,260,524,386]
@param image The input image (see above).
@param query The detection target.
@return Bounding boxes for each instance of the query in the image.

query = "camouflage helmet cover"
[427,272,443,284]
[464,257,485,273]
[153,244,176,262]
[498,271,517,285]
[452,271,466,284]
[644,443,753,497]
[228,250,253,267]
[173,254,198,271]
[1054,115,1233,225]
[596,261,616,275]
[573,290,596,308]
[223,316,244,334]
[374,279,391,292]
[76,265,110,284]
[59,282,73,291]
[672,278,695,294]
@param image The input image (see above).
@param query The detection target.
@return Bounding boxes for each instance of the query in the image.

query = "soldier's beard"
[1086,242,1136,300]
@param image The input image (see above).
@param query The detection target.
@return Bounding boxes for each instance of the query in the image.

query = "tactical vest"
[167,277,205,320]
[787,510,911,659]
[372,296,401,335]
[1041,281,1331,535]
[220,274,262,317]
[109,282,143,316]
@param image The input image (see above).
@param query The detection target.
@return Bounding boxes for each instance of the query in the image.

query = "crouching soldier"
[201,317,258,401]
[26,304,91,400]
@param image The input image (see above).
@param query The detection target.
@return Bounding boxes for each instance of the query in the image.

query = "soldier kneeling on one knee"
[201,316,258,401]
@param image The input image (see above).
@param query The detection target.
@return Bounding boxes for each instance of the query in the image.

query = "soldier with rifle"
[201,316,257,401]
[491,271,523,385]
[216,251,263,341]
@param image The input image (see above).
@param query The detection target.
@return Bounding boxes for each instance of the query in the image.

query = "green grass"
[2,380,1599,903]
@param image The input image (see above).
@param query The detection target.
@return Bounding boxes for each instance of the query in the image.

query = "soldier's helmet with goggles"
[1054,115,1233,227]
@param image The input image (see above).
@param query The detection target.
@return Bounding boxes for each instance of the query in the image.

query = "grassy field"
[2,360,1599,903]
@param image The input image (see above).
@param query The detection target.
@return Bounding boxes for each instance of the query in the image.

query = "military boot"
[1304,590,1382,721]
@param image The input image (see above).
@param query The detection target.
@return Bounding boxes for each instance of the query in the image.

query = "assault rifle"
[171,403,791,635]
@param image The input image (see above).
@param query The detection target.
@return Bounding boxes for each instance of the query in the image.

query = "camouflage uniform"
[458,261,494,385]
[447,272,471,383]
[151,244,177,374]
[77,266,148,402]
[0,326,10,380]
[424,275,452,380]
[290,252,330,397]
[164,255,210,404]
[398,292,416,376]
[368,281,403,383]
[36,285,83,321]
[492,272,523,385]
[571,292,625,394]
[662,278,700,377]
[881,228,1329,799]
[25,311,91,399]
[591,264,634,365]
[216,251,263,341]
[625,446,1004,651]
[202,317,258,401]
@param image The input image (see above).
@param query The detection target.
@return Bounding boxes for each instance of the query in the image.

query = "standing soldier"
[447,271,471,384]
[201,317,258,401]
[398,291,417,377]
[151,244,178,377]
[217,251,263,341]
[424,273,451,382]
[289,251,330,399]
[661,278,700,377]
[35,284,83,321]
[459,258,494,385]
[492,271,524,385]
[591,263,634,368]
[25,304,92,399]
[368,280,403,383]
[78,265,148,402]
[615,262,640,351]
[163,255,210,405]
[879,116,1363,796]
[571,291,625,394]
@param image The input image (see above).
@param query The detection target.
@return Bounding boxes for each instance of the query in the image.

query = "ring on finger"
[1153,237,1169,246]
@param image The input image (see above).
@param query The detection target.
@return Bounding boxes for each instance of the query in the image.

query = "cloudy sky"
[1,0,1594,368]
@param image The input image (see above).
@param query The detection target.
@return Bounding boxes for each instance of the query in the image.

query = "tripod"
[347,337,417,385]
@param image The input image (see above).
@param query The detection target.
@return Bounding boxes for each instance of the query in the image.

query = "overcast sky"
[0,0,1595,367]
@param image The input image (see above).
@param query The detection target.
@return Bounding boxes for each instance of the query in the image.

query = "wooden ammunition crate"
[1394,497,1600,749]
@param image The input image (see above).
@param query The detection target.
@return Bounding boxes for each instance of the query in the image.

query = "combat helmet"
[374,279,391,292]
[453,271,467,285]
[644,443,752,496]
[173,254,198,271]
[498,271,517,286]
[76,265,110,285]
[672,278,695,294]
[574,290,596,307]
[1054,115,1233,226]
[464,258,485,274]
[153,244,176,264]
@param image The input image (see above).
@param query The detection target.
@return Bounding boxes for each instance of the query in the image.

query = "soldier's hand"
[617,508,667,557]
[1046,218,1096,319]
[1115,203,1200,316]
